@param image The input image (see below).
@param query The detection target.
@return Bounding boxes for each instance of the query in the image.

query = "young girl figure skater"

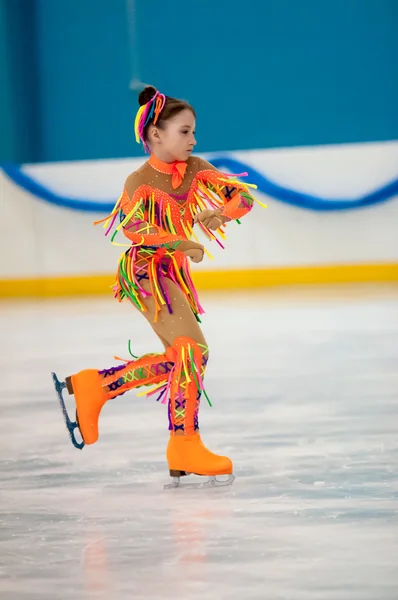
[52,86,262,487]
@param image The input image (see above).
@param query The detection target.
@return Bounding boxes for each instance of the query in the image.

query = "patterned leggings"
[105,267,209,435]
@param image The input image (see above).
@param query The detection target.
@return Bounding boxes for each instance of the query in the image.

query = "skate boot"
[52,350,175,449]
[164,336,235,489]
[52,370,107,449]
[165,433,234,489]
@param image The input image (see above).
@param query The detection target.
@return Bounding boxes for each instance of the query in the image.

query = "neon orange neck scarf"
[149,155,187,189]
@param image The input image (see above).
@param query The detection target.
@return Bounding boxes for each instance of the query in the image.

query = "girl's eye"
[182,130,189,135]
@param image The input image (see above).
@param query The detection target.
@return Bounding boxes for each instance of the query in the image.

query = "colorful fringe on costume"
[95,169,263,246]
[115,245,204,323]
[94,160,266,322]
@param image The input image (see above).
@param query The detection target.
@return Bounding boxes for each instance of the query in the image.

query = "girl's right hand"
[184,246,204,263]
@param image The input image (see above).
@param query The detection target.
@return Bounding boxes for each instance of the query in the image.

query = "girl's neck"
[150,150,179,164]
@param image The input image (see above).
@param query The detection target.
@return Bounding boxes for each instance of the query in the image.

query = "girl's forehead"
[170,109,195,126]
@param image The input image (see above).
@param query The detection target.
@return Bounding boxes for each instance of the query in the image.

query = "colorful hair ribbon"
[134,90,166,153]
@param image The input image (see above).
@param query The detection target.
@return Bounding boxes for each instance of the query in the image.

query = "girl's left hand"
[193,209,224,231]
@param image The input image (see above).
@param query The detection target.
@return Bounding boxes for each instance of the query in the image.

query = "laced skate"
[52,372,85,450]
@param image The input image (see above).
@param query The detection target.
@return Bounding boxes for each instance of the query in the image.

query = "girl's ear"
[148,125,161,145]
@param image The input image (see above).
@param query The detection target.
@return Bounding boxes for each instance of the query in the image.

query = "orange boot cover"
[166,337,231,476]
[70,349,175,445]
[167,433,232,477]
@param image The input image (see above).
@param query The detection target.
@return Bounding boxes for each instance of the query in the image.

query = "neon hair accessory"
[134,90,166,153]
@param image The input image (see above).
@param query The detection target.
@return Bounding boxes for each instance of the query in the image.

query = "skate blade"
[164,474,235,490]
[51,372,85,450]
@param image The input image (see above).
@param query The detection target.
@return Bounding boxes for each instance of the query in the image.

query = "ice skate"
[52,352,175,449]
[52,348,174,450]
[52,372,85,449]
[164,433,235,489]
[52,369,107,449]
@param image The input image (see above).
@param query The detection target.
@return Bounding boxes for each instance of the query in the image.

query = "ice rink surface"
[1,285,398,600]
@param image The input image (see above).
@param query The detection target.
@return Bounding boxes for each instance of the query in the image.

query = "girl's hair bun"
[138,85,157,106]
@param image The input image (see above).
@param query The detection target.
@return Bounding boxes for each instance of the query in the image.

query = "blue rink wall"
[0,0,397,163]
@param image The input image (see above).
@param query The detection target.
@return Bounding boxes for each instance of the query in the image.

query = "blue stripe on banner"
[2,158,398,213]
[211,157,398,212]
[1,162,107,212]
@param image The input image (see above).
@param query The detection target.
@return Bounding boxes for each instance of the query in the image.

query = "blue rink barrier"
[2,158,398,213]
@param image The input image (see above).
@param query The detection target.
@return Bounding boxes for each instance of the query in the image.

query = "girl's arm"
[192,158,255,223]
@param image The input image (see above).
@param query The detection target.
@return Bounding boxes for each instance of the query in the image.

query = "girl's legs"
[154,332,170,353]
[60,277,232,477]
[138,278,209,436]
[62,278,206,445]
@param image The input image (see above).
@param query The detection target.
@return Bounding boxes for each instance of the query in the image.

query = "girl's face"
[149,109,197,162]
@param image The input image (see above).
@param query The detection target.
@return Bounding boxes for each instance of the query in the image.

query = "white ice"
[1,285,398,600]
